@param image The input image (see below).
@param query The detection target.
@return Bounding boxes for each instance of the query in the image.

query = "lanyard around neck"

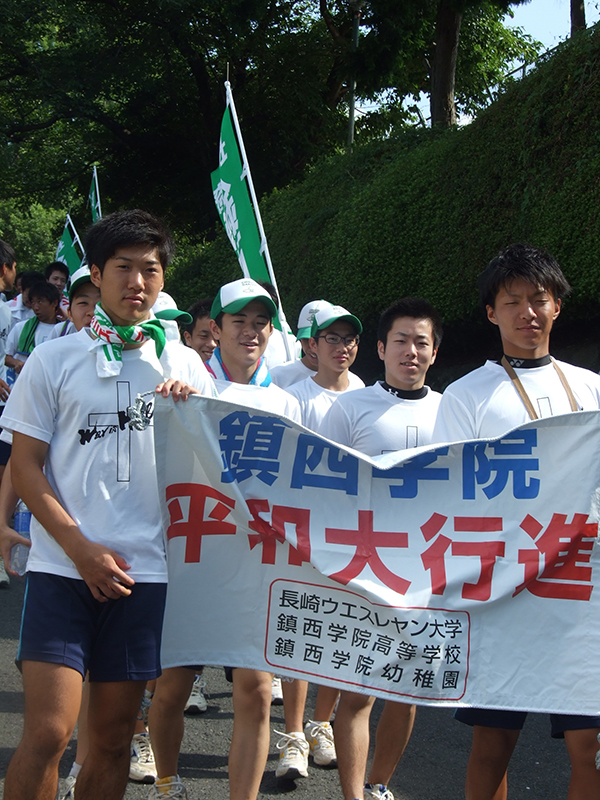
[500,356,578,420]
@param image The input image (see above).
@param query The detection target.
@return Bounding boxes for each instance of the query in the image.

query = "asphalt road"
[1,577,572,799]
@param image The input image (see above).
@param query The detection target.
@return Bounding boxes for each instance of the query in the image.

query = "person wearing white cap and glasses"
[147,278,302,800]
[271,299,365,391]
[287,303,364,431]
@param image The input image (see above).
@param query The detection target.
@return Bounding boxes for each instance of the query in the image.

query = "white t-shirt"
[48,320,76,339]
[6,319,58,356]
[287,375,361,431]
[270,358,365,391]
[8,294,34,327]
[2,330,215,582]
[264,328,301,369]
[0,299,12,390]
[433,359,600,443]
[320,382,442,456]
[214,379,302,424]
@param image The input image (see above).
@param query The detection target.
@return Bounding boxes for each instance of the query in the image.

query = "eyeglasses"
[316,333,360,348]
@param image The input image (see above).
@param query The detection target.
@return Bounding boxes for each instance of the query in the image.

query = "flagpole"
[66,214,85,254]
[93,166,102,219]
[224,81,294,362]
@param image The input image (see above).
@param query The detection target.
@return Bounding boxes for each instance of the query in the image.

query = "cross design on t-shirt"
[83,381,134,482]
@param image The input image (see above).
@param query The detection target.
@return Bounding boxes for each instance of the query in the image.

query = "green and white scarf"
[89,303,189,378]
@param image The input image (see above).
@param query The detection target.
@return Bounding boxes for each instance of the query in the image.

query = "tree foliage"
[0,0,346,235]
[0,0,543,239]
[0,200,65,272]
[167,27,600,380]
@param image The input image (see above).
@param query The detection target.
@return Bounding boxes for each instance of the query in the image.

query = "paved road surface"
[1,577,572,799]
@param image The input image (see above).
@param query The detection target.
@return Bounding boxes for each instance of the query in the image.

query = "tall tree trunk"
[571,0,586,36]
[430,0,462,128]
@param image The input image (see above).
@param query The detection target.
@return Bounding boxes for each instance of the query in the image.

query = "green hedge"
[167,27,600,377]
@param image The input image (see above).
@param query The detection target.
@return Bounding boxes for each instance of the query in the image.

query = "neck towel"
[206,346,271,386]
[88,303,182,379]
[17,317,40,355]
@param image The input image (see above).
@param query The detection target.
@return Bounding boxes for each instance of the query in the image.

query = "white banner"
[155,396,600,714]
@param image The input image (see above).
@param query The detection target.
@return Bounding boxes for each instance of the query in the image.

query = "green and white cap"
[211,278,277,321]
[296,299,331,340]
[68,264,93,301]
[311,303,362,337]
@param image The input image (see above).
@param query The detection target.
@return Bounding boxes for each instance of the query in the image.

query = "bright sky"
[358,1,600,121]
[507,0,600,49]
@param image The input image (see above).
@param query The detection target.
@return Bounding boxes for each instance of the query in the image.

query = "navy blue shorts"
[454,707,600,739]
[18,572,167,682]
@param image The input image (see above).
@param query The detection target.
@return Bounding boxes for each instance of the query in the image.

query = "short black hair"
[184,297,214,335]
[20,271,46,293]
[377,297,443,350]
[0,239,16,269]
[479,243,571,309]
[45,261,70,280]
[258,282,280,311]
[28,281,61,307]
[84,209,175,273]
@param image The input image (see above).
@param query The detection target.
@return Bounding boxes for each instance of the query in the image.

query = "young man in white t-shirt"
[270,299,364,390]
[320,297,443,800]
[5,281,61,373]
[0,209,214,800]
[433,243,600,800]
[0,239,16,587]
[45,260,71,317]
[148,278,301,800]
[181,297,217,362]
[287,303,364,430]
[8,270,39,327]
[277,303,363,777]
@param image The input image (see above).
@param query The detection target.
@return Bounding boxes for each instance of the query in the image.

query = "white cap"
[296,300,331,339]
[211,278,277,321]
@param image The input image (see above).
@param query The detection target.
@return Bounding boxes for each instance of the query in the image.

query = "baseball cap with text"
[210,278,278,322]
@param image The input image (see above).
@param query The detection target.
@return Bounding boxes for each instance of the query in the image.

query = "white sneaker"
[274,731,309,779]
[130,733,157,783]
[304,720,337,767]
[184,674,207,714]
[271,676,284,705]
[57,775,76,800]
[147,777,188,799]
[364,784,395,800]
[0,558,9,588]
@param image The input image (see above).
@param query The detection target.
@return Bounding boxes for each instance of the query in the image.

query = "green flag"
[55,215,83,275]
[89,166,102,222]
[210,106,270,285]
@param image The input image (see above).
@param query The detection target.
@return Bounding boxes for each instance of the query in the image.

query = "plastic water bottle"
[10,500,32,576]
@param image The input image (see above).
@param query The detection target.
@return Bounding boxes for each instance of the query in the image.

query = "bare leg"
[367,701,416,786]
[464,725,520,800]
[313,685,340,722]
[75,679,146,800]
[4,661,83,800]
[73,678,91,767]
[282,679,308,732]
[334,690,376,800]
[229,669,272,800]
[564,728,600,800]
[148,667,196,777]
